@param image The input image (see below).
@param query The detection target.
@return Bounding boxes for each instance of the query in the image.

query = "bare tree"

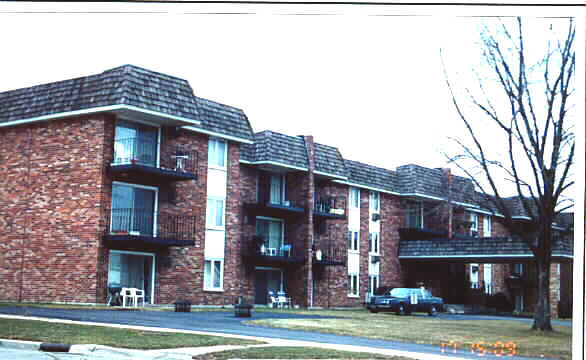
[442,17,575,331]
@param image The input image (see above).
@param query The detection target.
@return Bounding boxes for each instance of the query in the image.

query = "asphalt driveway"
[0,306,563,360]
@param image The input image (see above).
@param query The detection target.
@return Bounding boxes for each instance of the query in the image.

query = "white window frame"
[368,274,380,296]
[204,258,224,291]
[483,215,492,237]
[111,181,159,237]
[108,250,156,304]
[348,273,359,297]
[470,213,479,235]
[206,197,226,230]
[350,187,360,208]
[369,191,380,212]
[348,230,359,252]
[208,138,227,170]
[369,232,380,255]
[113,119,161,168]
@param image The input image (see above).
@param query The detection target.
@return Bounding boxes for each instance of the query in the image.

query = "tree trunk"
[532,228,553,331]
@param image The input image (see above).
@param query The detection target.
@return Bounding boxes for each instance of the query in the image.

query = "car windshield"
[389,288,410,297]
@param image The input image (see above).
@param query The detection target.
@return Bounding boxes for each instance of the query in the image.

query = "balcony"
[104,208,196,249]
[313,234,346,266]
[243,195,305,219]
[109,137,198,182]
[241,235,304,266]
[313,196,346,220]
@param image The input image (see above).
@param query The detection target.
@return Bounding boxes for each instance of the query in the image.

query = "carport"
[397,228,573,316]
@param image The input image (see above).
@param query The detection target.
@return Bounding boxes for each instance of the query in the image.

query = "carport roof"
[398,229,573,262]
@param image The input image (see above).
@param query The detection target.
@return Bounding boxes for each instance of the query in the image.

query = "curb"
[0,339,41,351]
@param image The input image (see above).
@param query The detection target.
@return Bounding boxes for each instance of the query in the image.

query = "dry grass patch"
[0,318,261,349]
[248,311,571,360]
[192,346,411,359]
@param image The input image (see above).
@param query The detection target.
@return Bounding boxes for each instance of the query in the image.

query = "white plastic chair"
[121,287,133,307]
[133,288,145,307]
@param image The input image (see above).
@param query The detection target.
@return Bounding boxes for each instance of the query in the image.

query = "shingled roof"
[314,143,347,179]
[0,64,201,125]
[241,130,309,170]
[344,159,399,193]
[396,164,476,205]
[399,235,573,260]
[0,64,254,143]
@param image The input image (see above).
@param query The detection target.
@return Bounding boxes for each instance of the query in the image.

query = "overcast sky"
[0,2,582,198]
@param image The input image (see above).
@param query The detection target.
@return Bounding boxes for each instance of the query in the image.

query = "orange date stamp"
[440,340,518,356]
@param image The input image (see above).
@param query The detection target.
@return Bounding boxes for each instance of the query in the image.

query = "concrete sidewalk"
[0,314,474,360]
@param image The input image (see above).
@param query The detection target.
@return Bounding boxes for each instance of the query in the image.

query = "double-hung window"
[369,232,379,254]
[208,139,227,169]
[204,259,223,290]
[206,197,225,228]
[470,213,479,235]
[348,274,359,296]
[368,275,379,296]
[369,191,380,212]
[483,216,492,237]
[348,231,359,252]
[350,188,360,208]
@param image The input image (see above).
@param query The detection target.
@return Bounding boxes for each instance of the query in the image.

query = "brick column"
[304,136,315,307]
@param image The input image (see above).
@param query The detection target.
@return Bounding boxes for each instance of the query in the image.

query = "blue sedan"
[367,288,443,316]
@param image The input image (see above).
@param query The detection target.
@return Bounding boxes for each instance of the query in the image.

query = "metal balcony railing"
[112,137,198,176]
[314,195,346,218]
[244,235,295,258]
[314,233,346,265]
[105,208,196,242]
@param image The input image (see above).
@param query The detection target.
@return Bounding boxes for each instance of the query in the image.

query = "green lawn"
[0,318,261,349]
[192,346,411,359]
[247,309,572,360]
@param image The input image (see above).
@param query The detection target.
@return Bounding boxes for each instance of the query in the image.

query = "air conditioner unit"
[372,213,381,221]
[470,231,478,237]
[371,255,380,264]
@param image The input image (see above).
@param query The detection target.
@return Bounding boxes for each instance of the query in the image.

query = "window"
[369,191,380,212]
[348,231,359,251]
[406,202,423,228]
[368,275,379,296]
[350,188,360,208]
[513,263,524,275]
[269,174,286,205]
[206,198,225,228]
[256,218,284,254]
[470,263,479,288]
[111,183,157,236]
[369,232,379,254]
[348,274,359,296]
[483,216,492,237]
[208,139,226,168]
[204,259,223,290]
[470,213,479,234]
[114,121,159,167]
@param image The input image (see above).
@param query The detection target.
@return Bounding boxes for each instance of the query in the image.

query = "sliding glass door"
[111,183,156,236]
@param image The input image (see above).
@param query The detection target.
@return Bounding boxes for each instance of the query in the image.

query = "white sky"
[0,2,582,198]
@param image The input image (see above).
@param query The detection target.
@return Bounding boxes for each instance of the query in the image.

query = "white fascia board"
[238,159,308,172]
[314,170,348,180]
[183,125,254,144]
[465,207,505,218]
[0,104,201,128]
[399,253,573,259]
[512,216,532,220]
[401,193,477,208]
[332,180,401,196]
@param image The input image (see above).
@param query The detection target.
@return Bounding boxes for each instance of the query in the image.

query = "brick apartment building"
[0,65,573,317]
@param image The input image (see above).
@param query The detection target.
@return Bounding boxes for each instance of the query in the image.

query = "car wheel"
[428,304,438,316]
[396,303,406,315]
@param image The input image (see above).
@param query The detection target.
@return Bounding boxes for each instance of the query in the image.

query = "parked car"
[367,287,443,316]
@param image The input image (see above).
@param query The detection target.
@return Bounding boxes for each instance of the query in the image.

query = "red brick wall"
[380,193,403,288]
[0,115,113,303]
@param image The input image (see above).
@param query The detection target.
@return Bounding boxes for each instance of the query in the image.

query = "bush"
[486,292,513,312]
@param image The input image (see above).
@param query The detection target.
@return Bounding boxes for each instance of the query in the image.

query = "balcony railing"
[313,233,346,266]
[104,208,196,247]
[243,194,305,217]
[242,235,303,265]
[314,195,346,219]
[111,137,198,181]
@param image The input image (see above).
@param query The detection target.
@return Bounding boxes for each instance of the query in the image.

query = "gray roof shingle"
[344,159,399,193]
[314,143,347,178]
[0,64,200,124]
[399,235,573,258]
[241,130,308,169]
[0,64,254,143]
